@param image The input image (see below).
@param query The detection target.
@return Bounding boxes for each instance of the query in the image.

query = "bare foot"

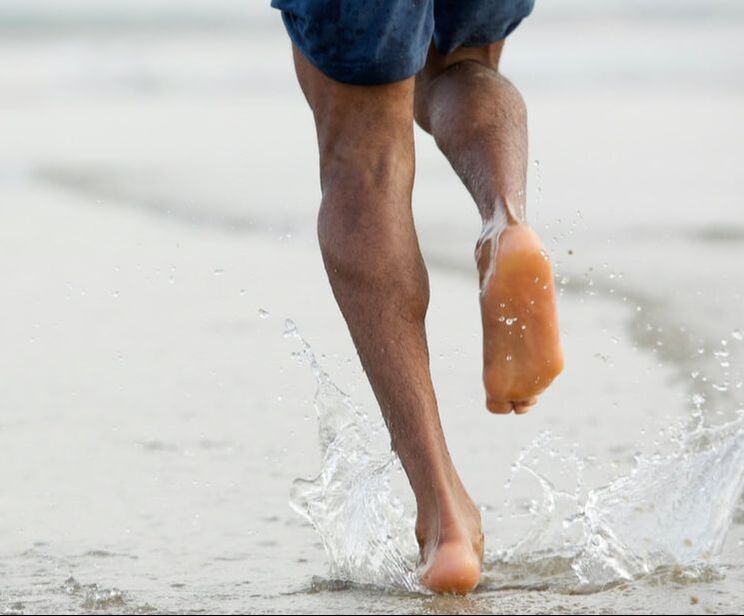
[416,489,483,594]
[477,221,564,414]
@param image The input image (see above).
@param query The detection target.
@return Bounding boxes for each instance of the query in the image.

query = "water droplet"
[506,318,517,326]
[258,308,270,319]
[283,318,297,338]
[506,355,513,362]
[732,329,744,341]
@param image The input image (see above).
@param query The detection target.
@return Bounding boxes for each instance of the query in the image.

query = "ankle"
[414,479,481,549]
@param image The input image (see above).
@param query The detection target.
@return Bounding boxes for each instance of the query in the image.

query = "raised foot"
[477,222,564,414]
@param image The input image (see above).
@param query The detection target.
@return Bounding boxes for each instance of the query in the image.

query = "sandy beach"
[2,1,744,613]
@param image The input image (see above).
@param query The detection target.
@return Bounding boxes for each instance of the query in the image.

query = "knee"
[414,60,493,133]
[316,182,408,281]
[414,40,505,131]
[317,181,429,320]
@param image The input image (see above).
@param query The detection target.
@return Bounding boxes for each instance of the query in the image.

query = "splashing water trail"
[284,319,421,592]
[286,319,744,594]
[493,411,744,592]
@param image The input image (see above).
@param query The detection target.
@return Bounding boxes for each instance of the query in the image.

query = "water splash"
[475,196,526,294]
[284,319,421,592]
[286,320,744,594]
[61,576,127,610]
[492,411,744,592]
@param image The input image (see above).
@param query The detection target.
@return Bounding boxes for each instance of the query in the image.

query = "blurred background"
[2,1,744,614]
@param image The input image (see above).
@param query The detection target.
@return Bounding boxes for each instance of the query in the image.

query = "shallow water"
[3,204,744,615]
[286,317,744,599]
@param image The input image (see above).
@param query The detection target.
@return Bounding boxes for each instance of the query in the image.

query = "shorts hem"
[281,12,427,86]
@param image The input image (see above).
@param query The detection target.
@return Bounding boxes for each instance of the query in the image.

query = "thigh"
[291,44,415,188]
[417,0,536,85]
[433,0,535,57]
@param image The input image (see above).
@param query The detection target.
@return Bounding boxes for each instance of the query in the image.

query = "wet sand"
[2,2,744,614]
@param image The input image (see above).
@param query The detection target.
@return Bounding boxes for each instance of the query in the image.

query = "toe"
[486,399,514,414]
[513,397,538,414]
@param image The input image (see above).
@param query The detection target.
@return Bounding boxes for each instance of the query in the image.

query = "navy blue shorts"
[271,0,535,85]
